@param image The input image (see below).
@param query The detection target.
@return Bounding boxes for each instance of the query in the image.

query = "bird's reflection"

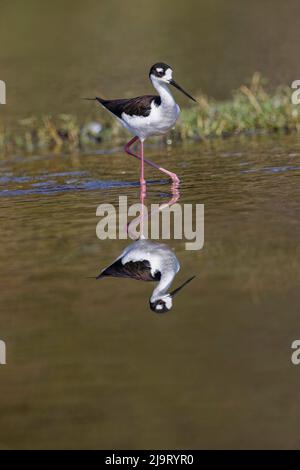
[127,181,180,240]
[96,183,195,313]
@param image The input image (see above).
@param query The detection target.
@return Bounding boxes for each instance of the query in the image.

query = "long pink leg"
[140,176,146,238]
[124,136,180,184]
[127,179,180,239]
[140,139,145,186]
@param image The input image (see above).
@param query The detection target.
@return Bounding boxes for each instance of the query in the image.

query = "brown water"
[0,135,300,449]
[1,0,300,120]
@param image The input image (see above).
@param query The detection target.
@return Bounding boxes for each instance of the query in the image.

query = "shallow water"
[0,135,300,449]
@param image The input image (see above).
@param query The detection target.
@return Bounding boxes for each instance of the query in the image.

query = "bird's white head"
[149,62,197,102]
[149,275,196,314]
[150,294,173,314]
[149,63,173,84]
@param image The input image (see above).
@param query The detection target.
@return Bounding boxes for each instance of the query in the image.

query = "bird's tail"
[85,274,105,279]
[83,97,105,104]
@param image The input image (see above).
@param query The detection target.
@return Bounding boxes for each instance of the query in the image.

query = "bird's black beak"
[170,275,196,297]
[169,79,197,102]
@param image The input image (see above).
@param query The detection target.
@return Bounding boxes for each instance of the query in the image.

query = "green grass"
[1,73,300,154]
[176,73,300,141]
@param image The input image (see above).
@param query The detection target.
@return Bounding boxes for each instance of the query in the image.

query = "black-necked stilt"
[86,63,196,186]
[96,239,195,313]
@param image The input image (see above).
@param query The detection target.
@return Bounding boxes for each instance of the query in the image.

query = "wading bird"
[86,63,196,186]
[96,239,195,313]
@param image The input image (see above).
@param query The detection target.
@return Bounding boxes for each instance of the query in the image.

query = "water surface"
[0,135,299,449]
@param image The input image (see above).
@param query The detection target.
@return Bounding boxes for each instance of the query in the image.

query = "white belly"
[121,102,180,139]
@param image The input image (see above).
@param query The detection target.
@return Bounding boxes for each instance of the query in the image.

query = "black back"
[97,258,161,282]
[96,95,161,118]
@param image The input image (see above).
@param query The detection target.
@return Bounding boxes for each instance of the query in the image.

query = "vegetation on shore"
[1,74,299,154]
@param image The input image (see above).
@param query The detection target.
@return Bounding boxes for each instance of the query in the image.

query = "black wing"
[97,258,161,282]
[96,95,161,118]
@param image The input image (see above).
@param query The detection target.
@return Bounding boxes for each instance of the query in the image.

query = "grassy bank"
[1,74,299,154]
